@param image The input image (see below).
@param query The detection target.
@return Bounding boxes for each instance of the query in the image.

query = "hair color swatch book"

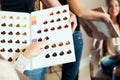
[0,5,75,70]
[79,7,120,40]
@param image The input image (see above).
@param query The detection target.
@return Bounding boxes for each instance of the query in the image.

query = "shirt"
[1,0,34,13]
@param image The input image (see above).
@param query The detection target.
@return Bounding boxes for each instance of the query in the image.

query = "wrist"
[70,11,74,17]
[21,52,31,59]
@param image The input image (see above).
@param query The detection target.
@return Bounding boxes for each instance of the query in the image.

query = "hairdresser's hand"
[69,11,77,33]
[101,13,111,23]
[22,40,45,59]
[117,50,120,54]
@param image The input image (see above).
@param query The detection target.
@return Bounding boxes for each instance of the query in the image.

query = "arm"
[66,0,111,22]
[12,40,45,72]
[42,0,62,7]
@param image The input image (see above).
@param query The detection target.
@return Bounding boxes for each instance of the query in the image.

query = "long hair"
[106,0,120,26]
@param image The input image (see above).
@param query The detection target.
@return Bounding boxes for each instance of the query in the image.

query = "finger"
[33,39,46,46]
[71,22,77,33]
[39,48,45,53]
[38,39,46,45]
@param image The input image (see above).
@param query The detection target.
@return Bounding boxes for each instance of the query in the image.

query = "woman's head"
[106,0,120,17]
[106,0,120,24]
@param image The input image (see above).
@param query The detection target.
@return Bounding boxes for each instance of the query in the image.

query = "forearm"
[42,0,62,7]
[67,0,105,20]
[12,54,30,73]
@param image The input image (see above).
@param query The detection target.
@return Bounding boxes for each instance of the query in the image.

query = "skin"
[42,0,111,23]
[107,0,120,25]
[21,40,45,59]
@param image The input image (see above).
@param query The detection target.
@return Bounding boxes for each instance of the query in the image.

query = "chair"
[89,39,112,80]
[89,49,112,80]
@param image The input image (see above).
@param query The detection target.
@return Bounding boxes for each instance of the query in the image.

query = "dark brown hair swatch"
[45,36,49,40]
[45,54,50,58]
[1,23,6,27]
[50,19,54,23]
[57,26,62,30]
[8,31,13,35]
[8,48,13,52]
[43,21,48,24]
[8,57,13,62]
[22,48,26,52]
[52,52,57,57]
[15,40,20,44]
[16,32,20,35]
[44,28,48,32]
[37,29,42,34]
[38,38,42,42]
[63,17,68,20]
[67,49,72,54]
[8,39,13,43]
[1,39,5,43]
[1,31,6,35]
[50,27,55,31]
[56,18,61,22]
[59,51,64,56]
[44,45,49,49]
[15,48,20,53]
[0,48,5,52]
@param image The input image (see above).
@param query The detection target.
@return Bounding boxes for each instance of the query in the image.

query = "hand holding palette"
[0,5,75,70]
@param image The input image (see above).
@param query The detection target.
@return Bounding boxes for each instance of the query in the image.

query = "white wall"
[80,0,107,58]
[79,0,107,80]
[80,0,106,9]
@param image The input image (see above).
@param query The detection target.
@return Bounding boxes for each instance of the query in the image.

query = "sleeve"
[12,54,30,73]
[26,0,35,12]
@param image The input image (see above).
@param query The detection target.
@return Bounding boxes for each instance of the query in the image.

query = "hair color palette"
[0,11,31,61]
[0,5,75,70]
[30,5,75,69]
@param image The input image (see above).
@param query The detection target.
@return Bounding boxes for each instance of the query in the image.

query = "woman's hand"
[69,11,77,33]
[21,40,46,59]
[100,13,112,23]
